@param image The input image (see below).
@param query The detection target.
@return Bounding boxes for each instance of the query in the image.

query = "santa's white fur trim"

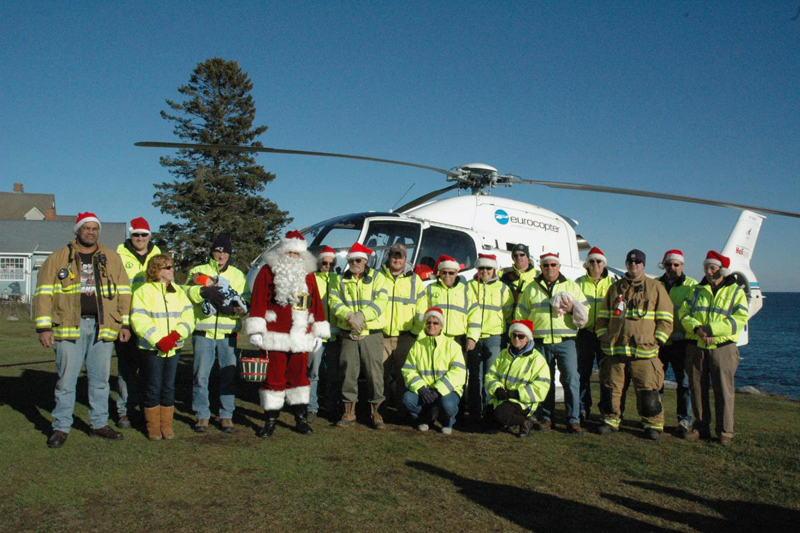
[476,256,498,270]
[260,389,286,411]
[311,320,331,340]
[261,309,318,353]
[280,236,308,254]
[265,311,277,322]
[285,385,311,406]
[347,251,368,261]
[244,317,268,336]
[437,259,459,271]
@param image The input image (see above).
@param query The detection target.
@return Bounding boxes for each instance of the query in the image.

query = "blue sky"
[2,1,799,290]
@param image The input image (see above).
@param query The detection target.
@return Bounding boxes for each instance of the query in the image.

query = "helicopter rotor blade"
[134,141,459,178]
[394,184,462,213]
[512,178,800,219]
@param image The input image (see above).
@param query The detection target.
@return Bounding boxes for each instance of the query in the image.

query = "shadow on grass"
[407,461,673,532]
[601,480,800,532]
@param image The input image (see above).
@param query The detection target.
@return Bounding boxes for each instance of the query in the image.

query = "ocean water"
[737,292,800,399]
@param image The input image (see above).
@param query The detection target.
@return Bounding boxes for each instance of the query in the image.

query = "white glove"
[249,334,264,349]
[312,337,324,353]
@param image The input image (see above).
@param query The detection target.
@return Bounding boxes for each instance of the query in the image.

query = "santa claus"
[245,230,330,437]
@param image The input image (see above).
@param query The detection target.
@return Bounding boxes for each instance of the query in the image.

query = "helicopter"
[135,141,800,348]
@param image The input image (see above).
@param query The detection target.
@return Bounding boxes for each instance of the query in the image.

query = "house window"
[0,257,25,281]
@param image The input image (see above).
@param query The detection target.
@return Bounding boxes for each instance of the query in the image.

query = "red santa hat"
[435,255,460,272]
[583,246,606,269]
[423,307,445,325]
[317,246,336,260]
[128,217,151,236]
[476,253,498,270]
[539,252,560,265]
[703,250,730,275]
[74,212,101,234]
[280,230,308,254]
[658,249,685,270]
[508,320,534,341]
[347,242,373,261]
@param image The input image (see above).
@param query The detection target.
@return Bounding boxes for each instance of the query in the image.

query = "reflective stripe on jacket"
[116,241,162,293]
[596,275,674,358]
[402,334,467,397]
[414,276,481,341]
[576,270,617,332]
[34,240,131,341]
[330,267,388,334]
[185,260,247,339]
[379,265,425,337]
[656,273,698,341]
[130,282,195,357]
[315,270,340,341]
[469,276,513,337]
[678,276,748,349]
[485,344,551,411]
[515,274,588,344]
[500,264,538,317]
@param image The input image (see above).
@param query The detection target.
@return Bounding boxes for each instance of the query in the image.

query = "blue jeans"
[402,390,460,428]
[192,334,237,419]
[307,342,324,413]
[467,335,502,418]
[576,329,603,416]
[52,317,114,432]
[659,340,693,425]
[536,338,580,425]
[318,340,341,411]
[115,334,142,417]
[143,351,180,408]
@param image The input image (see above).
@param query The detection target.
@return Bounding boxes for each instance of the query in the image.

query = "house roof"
[0,221,127,254]
[0,192,56,220]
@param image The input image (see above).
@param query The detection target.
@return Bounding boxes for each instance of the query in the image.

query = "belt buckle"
[293,292,309,311]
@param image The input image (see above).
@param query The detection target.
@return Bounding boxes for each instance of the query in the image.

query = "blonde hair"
[146,254,174,282]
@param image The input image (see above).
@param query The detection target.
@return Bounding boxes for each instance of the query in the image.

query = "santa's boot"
[371,403,386,430]
[257,410,279,438]
[293,404,313,435]
[336,402,356,428]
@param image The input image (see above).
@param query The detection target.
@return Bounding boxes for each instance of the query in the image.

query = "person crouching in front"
[484,320,551,438]
[401,307,466,435]
[130,254,195,441]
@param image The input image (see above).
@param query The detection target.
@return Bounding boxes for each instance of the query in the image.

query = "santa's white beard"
[267,253,312,306]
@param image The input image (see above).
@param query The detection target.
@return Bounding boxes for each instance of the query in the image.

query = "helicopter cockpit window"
[362,220,422,268]
[417,226,477,270]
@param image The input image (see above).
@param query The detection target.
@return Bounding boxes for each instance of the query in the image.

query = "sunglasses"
[440,271,457,276]
[512,333,528,340]
[131,233,149,238]
[628,260,644,265]
[348,258,365,264]
[665,263,682,268]
[588,259,604,264]
[320,261,334,266]
[512,253,527,258]
[541,263,559,268]
[477,266,493,271]
[161,265,173,270]
[425,320,441,326]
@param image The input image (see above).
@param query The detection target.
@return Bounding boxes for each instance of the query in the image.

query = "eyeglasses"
[161,265,173,270]
[665,263,682,268]
[541,263,559,268]
[588,259,604,264]
[512,253,527,258]
[131,233,149,238]
[512,333,528,340]
[440,271,457,276]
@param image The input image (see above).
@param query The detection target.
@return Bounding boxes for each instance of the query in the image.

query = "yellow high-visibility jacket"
[679,276,749,349]
[485,344,552,411]
[314,270,341,342]
[656,273,698,342]
[378,265,425,337]
[500,264,538,317]
[402,334,467,397]
[130,281,195,357]
[576,269,618,332]
[34,240,131,341]
[185,260,247,340]
[596,275,674,358]
[413,276,481,341]
[330,267,389,335]
[469,276,514,337]
[116,241,162,293]
[515,274,588,344]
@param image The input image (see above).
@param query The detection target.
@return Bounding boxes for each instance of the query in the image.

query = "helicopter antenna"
[390,183,415,213]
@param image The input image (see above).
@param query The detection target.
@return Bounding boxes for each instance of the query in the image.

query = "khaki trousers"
[600,355,665,430]
[340,332,384,405]
[685,342,739,439]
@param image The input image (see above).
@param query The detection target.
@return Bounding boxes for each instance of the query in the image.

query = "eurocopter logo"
[493,209,560,233]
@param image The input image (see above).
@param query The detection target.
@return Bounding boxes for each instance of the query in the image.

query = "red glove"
[156,331,181,353]
[192,274,214,287]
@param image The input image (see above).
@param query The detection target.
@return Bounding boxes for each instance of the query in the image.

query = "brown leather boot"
[336,402,356,428]
[371,403,386,430]
[144,406,162,441]
[160,406,174,440]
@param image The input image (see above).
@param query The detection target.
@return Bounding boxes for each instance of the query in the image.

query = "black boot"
[293,405,313,435]
[257,411,279,438]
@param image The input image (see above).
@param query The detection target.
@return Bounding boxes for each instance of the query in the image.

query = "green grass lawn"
[1,311,799,532]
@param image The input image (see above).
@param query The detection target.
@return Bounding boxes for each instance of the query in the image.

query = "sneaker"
[117,416,132,430]
[441,427,453,435]
[567,423,585,436]
[644,428,661,441]
[90,426,124,440]
[416,423,429,432]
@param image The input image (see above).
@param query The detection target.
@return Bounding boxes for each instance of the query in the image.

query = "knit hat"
[211,233,233,255]
[476,253,498,270]
[347,242,372,261]
[435,255,460,272]
[318,246,336,260]
[625,249,646,265]
[511,243,529,256]
[584,246,606,269]
[509,320,534,341]
[74,212,100,234]
[658,249,685,270]
[423,307,445,326]
[280,230,308,254]
[703,250,730,275]
[128,217,151,236]
[539,252,560,265]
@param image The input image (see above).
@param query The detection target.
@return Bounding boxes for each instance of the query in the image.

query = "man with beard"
[35,212,131,448]
[245,231,330,437]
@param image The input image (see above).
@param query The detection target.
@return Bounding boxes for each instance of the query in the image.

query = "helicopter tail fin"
[720,210,765,345]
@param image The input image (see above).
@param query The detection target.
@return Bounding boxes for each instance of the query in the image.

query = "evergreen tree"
[153,57,291,275]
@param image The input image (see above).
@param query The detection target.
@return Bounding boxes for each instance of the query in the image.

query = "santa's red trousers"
[262,351,310,392]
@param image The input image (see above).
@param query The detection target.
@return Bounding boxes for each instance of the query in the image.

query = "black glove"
[507,389,520,400]
[200,286,226,310]
[217,303,237,315]
[495,388,509,401]
[419,387,437,404]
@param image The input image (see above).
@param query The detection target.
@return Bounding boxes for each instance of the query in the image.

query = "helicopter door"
[361,219,423,269]
[416,225,479,271]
